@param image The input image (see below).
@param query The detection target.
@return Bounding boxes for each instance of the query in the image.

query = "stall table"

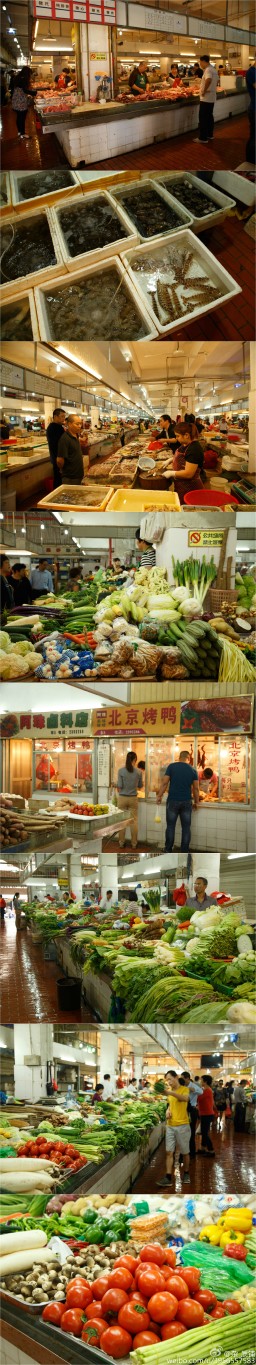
[0,439,51,509]
[37,88,249,167]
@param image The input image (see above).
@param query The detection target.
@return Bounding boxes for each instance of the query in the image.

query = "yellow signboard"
[93,702,180,737]
[188,531,224,547]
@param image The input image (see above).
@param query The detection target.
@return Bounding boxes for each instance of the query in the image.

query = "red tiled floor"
[0,918,96,1022]
[132,1124,256,1196]
[0,103,68,170]
[91,113,251,173]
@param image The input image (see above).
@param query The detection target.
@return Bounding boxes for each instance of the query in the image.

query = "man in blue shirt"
[31,559,54,597]
[156,750,199,852]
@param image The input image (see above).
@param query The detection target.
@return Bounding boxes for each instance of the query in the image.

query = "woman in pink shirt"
[197,1075,216,1156]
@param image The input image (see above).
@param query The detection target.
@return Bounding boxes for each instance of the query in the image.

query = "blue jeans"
[165,801,192,852]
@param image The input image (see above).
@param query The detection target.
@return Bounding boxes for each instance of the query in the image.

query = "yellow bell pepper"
[199,1224,221,1245]
[221,1210,252,1233]
[220,1230,245,1247]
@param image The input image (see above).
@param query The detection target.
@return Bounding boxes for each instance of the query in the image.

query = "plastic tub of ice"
[109,177,193,242]
[155,172,235,232]
[9,169,79,211]
[121,228,241,335]
[0,289,39,340]
[35,256,157,341]
[53,189,139,272]
[0,206,66,301]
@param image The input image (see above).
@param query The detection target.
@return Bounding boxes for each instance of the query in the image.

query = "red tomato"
[178,1300,205,1329]
[161,1321,187,1339]
[66,1286,92,1310]
[61,1309,84,1336]
[42,1303,64,1326]
[86,1302,105,1320]
[130,1293,148,1308]
[222,1300,243,1315]
[165,1275,188,1300]
[118,1303,150,1335]
[161,1265,175,1281]
[148,1293,178,1324]
[108,1268,134,1292]
[66,1277,90,1293]
[81,1318,108,1347]
[136,1267,166,1298]
[180,1268,201,1294]
[101,1288,128,1316]
[114,1255,139,1274]
[133,1331,161,1347]
[195,1291,217,1311]
[211,1306,227,1319]
[139,1245,167,1267]
[163,1249,177,1269]
[100,1326,132,1358]
[93,1274,111,1300]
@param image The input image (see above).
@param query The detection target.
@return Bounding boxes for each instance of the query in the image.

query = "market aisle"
[0,103,68,169]
[0,919,95,1022]
[132,1127,256,1197]
[91,113,250,173]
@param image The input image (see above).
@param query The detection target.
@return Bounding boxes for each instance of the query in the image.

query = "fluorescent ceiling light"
[227,853,255,860]
[57,346,101,382]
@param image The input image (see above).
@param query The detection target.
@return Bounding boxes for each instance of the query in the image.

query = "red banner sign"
[33,0,116,20]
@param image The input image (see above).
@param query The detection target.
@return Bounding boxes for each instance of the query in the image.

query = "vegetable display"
[2,559,255,682]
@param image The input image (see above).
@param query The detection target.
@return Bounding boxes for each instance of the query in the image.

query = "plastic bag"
[140,512,169,543]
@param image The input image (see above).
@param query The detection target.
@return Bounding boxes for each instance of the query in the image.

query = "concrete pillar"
[190,854,220,895]
[14,1025,53,1102]
[44,398,54,430]
[248,342,256,474]
[240,10,250,69]
[99,1030,119,1091]
[133,1052,143,1083]
[69,850,82,900]
[98,853,119,902]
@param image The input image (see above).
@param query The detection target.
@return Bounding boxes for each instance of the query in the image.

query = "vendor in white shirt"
[194,55,218,145]
[102,1073,116,1101]
[98,889,115,911]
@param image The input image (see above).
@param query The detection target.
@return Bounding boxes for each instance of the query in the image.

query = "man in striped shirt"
[136,530,156,568]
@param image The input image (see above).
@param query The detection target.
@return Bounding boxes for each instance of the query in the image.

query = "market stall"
[0,171,251,346]
[0,1178,255,1364]
[0,692,255,854]
[1,539,255,683]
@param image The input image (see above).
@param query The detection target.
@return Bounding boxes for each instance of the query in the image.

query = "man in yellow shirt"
[157,1070,190,1187]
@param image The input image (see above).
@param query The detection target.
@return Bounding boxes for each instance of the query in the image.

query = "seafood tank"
[57,195,131,257]
[1,298,33,340]
[161,176,223,219]
[0,216,57,284]
[127,239,228,327]
[15,170,76,200]
[41,267,150,339]
[0,173,9,206]
[114,184,185,238]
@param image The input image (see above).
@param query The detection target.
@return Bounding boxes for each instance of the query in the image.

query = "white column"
[190,854,220,895]
[133,1052,143,1083]
[69,850,82,899]
[14,1025,53,1102]
[44,398,54,430]
[99,853,119,901]
[99,1031,119,1091]
[249,342,256,474]
[240,10,250,69]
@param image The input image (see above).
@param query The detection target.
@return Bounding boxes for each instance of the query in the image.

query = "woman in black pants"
[197,1075,215,1157]
[12,66,31,139]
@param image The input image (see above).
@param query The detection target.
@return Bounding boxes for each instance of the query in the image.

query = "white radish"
[0,1172,54,1191]
[0,1231,47,1257]
[0,1158,55,1172]
[0,1247,59,1277]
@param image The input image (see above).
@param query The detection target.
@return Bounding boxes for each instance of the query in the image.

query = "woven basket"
[210,588,237,611]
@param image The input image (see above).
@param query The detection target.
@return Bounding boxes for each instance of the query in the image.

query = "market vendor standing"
[156,413,176,442]
[128,62,150,95]
[171,420,205,505]
[194,55,218,145]
[57,415,84,485]
[46,407,66,490]
[156,749,199,852]
[0,555,14,614]
[117,751,143,850]
[186,876,214,911]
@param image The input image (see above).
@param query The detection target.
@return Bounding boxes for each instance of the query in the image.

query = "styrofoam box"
[0,289,39,341]
[0,171,12,218]
[52,189,139,273]
[9,168,80,212]
[109,177,193,242]
[34,255,157,342]
[0,206,67,302]
[121,228,241,336]
[154,171,236,233]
